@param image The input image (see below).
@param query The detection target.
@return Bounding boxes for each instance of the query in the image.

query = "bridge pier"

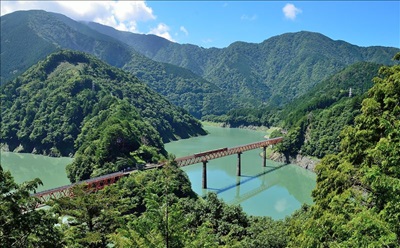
[202,160,208,189]
[237,152,242,176]
[236,176,241,197]
[262,146,267,167]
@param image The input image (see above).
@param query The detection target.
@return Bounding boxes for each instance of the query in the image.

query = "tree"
[0,165,63,247]
[109,160,198,247]
[289,53,400,246]
[50,183,127,248]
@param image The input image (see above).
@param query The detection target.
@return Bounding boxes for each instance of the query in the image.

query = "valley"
[1,6,399,247]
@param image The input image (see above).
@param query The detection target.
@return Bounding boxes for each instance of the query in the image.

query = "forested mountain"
[2,58,399,246]
[288,56,400,246]
[206,62,383,159]
[272,62,383,159]
[2,10,398,118]
[1,10,226,117]
[0,50,207,180]
[0,10,132,83]
[88,21,399,108]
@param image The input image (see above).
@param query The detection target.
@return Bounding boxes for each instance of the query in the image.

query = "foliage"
[66,99,166,182]
[289,54,400,246]
[265,62,382,159]
[110,169,289,247]
[44,160,291,247]
[92,22,399,112]
[50,184,127,248]
[2,10,398,117]
[274,125,306,162]
[0,164,64,247]
[1,10,132,84]
[122,52,231,118]
[1,50,205,159]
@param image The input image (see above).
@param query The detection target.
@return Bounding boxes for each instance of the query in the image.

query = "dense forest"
[1,55,399,247]
[0,50,206,181]
[1,8,399,247]
[89,21,399,109]
[2,10,399,117]
[0,10,229,118]
[205,62,383,159]
[271,61,390,160]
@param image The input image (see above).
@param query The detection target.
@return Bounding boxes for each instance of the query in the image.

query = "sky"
[1,1,399,49]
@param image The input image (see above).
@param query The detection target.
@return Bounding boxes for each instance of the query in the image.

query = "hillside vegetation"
[89,21,399,109]
[2,10,398,118]
[206,62,383,159]
[0,10,229,118]
[0,50,206,181]
[2,58,399,245]
[271,62,385,160]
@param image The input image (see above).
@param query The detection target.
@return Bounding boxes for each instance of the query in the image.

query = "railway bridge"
[32,137,283,207]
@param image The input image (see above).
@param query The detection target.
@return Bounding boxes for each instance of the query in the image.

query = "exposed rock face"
[13,144,25,153]
[0,143,10,152]
[294,154,318,172]
[269,152,319,172]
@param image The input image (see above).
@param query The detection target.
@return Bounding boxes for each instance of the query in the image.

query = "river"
[0,124,316,219]
[165,125,316,219]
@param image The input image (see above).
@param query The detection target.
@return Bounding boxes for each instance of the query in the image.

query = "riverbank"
[269,151,319,172]
[166,124,316,218]
[200,122,319,172]
[201,121,278,134]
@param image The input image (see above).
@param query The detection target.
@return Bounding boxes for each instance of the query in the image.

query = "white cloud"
[241,14,257,21]
[1,1,155,33]
[180,26,189,36]
[282,3,302,20]
[148,23,175,42]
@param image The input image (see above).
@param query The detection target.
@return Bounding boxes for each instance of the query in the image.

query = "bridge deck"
[175,137,282,167]
[31,137,283,205]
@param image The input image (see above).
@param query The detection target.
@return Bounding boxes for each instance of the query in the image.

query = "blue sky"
[1,1,399,48]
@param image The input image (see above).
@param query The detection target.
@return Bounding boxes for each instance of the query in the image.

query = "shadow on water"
[206,163,288,196]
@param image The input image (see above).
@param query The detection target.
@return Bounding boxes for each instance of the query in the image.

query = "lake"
[165,125,316,219]
[0,124,316,219]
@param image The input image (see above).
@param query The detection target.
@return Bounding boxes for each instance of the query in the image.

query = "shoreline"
[201,121,279,135]
[201,122,319,171]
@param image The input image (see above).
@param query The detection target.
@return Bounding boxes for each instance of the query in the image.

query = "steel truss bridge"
[31,137,283,207]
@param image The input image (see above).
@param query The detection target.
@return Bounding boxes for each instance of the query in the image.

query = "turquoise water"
[0,125,316,218]
[165,125,316,219]
[0,151,72,191]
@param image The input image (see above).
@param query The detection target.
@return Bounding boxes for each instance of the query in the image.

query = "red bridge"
[175,137,282,167]
[32,171,129,206]
[32,137,283,206]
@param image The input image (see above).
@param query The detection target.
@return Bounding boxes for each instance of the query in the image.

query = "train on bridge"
[31,137,283,207]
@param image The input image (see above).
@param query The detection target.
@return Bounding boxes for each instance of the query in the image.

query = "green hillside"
[0,10,225,118]
[271,62,383,159]
[0,10,133,83]
[0,50,206,181]
[88,22,399,108]
[121,51,230,118]
[2,10,398,119]
[2,57,399,245]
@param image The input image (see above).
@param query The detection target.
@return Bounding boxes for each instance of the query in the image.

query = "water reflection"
[166,125,316,219]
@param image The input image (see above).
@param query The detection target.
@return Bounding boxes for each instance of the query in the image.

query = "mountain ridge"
[1,10,227,117]
[86,21,398,107]
[0,50,206,158]
[2,10,399,117]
